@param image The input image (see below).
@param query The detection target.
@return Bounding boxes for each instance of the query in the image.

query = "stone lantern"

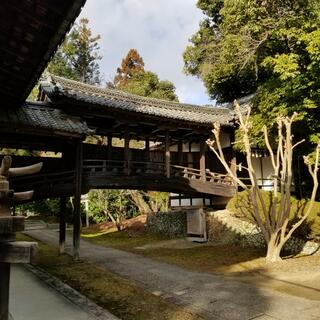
[0,156,42,320]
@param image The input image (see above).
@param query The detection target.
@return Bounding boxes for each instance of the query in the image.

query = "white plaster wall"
[251,156,274,190]
[171,199,180,207]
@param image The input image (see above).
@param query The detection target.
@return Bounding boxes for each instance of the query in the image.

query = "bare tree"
[207,101,320,262]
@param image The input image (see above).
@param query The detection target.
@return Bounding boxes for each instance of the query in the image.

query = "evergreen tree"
[47,18,102,85]
[121,71,178,102]
[184,0,320,147]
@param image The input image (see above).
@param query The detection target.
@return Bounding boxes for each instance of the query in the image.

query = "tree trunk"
[266,233,283,263]
[127,190,153,215]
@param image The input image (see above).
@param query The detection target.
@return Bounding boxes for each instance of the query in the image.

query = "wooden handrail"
[83,159,234,185]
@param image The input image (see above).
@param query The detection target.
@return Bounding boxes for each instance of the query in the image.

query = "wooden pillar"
[178,140,183,165]
[107,134,112,161]
[124,127,130,174]
[59,197,66,254]
[0,263,10,320]
[200,140,206,181]
[73,142,83,260]
[145,138,150,162]
[165,131,171,178]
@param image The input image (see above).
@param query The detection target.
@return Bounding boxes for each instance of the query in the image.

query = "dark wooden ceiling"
[0,0,86,107]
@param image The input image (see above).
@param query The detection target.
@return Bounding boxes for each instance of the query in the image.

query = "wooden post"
[200,140,206,181]
[107,134,112,162]
[0,263,10,320]
[0,156,40,320]
[73,142,83,260]
[165,131,171,178]
[145,138,150,161]
[59,197,66,254]
[124,127,130,175]
[178,140,183,165]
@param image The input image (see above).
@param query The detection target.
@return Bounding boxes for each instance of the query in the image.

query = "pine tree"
[47,18,102,85]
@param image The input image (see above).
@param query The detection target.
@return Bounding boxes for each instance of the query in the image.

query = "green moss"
[226,190,320,240]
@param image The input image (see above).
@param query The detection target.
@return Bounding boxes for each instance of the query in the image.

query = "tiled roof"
[0,1,86,105]
[0,102,90,136]
[40,75,238,127]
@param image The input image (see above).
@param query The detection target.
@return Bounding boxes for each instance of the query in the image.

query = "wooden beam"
[59,197,66,254]
[73,142,83,260]
[165,131,171,178]
[200,140,206,182]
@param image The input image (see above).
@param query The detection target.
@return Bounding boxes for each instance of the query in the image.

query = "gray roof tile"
[40,75,237,127]
[0,102,90,136]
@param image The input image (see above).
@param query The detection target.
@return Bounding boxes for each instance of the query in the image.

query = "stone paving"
[25,229,320,320]
[10,264,119,320]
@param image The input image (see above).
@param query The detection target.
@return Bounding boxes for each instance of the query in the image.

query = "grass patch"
[17,233,202,320]
[82,228,171,250]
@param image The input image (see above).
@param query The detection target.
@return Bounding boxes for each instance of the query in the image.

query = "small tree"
[89,189,135,231]
[207,102,320,262]
[126,190,169,215]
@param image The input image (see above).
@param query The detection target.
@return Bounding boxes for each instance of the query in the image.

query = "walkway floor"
[25,229,320,320]
[10,265,118,320]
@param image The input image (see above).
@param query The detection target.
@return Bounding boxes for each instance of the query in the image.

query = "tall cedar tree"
[184,0,320,150]
[112,49,178,102]
[109,49,177,215]
[47,18,101,85]
[113,49,145,88]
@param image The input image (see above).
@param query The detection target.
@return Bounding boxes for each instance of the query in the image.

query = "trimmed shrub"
[146,211,187,238]
[226,190,320,241]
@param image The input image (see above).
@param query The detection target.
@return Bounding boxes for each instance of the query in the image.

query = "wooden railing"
[171,165,234,185]
[83,159,234,186]
[83,159,166,176]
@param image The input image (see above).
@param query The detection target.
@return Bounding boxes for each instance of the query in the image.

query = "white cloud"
[78,0,212,105]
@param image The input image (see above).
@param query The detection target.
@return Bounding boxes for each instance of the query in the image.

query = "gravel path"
[25,229,320,320]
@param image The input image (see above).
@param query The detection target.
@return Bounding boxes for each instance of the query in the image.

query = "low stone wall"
[146,211,187,238]
[207,210,320,255]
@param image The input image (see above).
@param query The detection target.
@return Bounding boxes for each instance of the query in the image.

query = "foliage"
[121,71,178,101]
[16,198,61,217]
[127,190,169,215]
[47,18,102,84]
[184,0,320,147]
[227,190,320,241]
[88,189,137,229]
[207,103,320,262]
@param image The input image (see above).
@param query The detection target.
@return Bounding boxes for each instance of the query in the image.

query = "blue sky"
[78,0,212,105]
